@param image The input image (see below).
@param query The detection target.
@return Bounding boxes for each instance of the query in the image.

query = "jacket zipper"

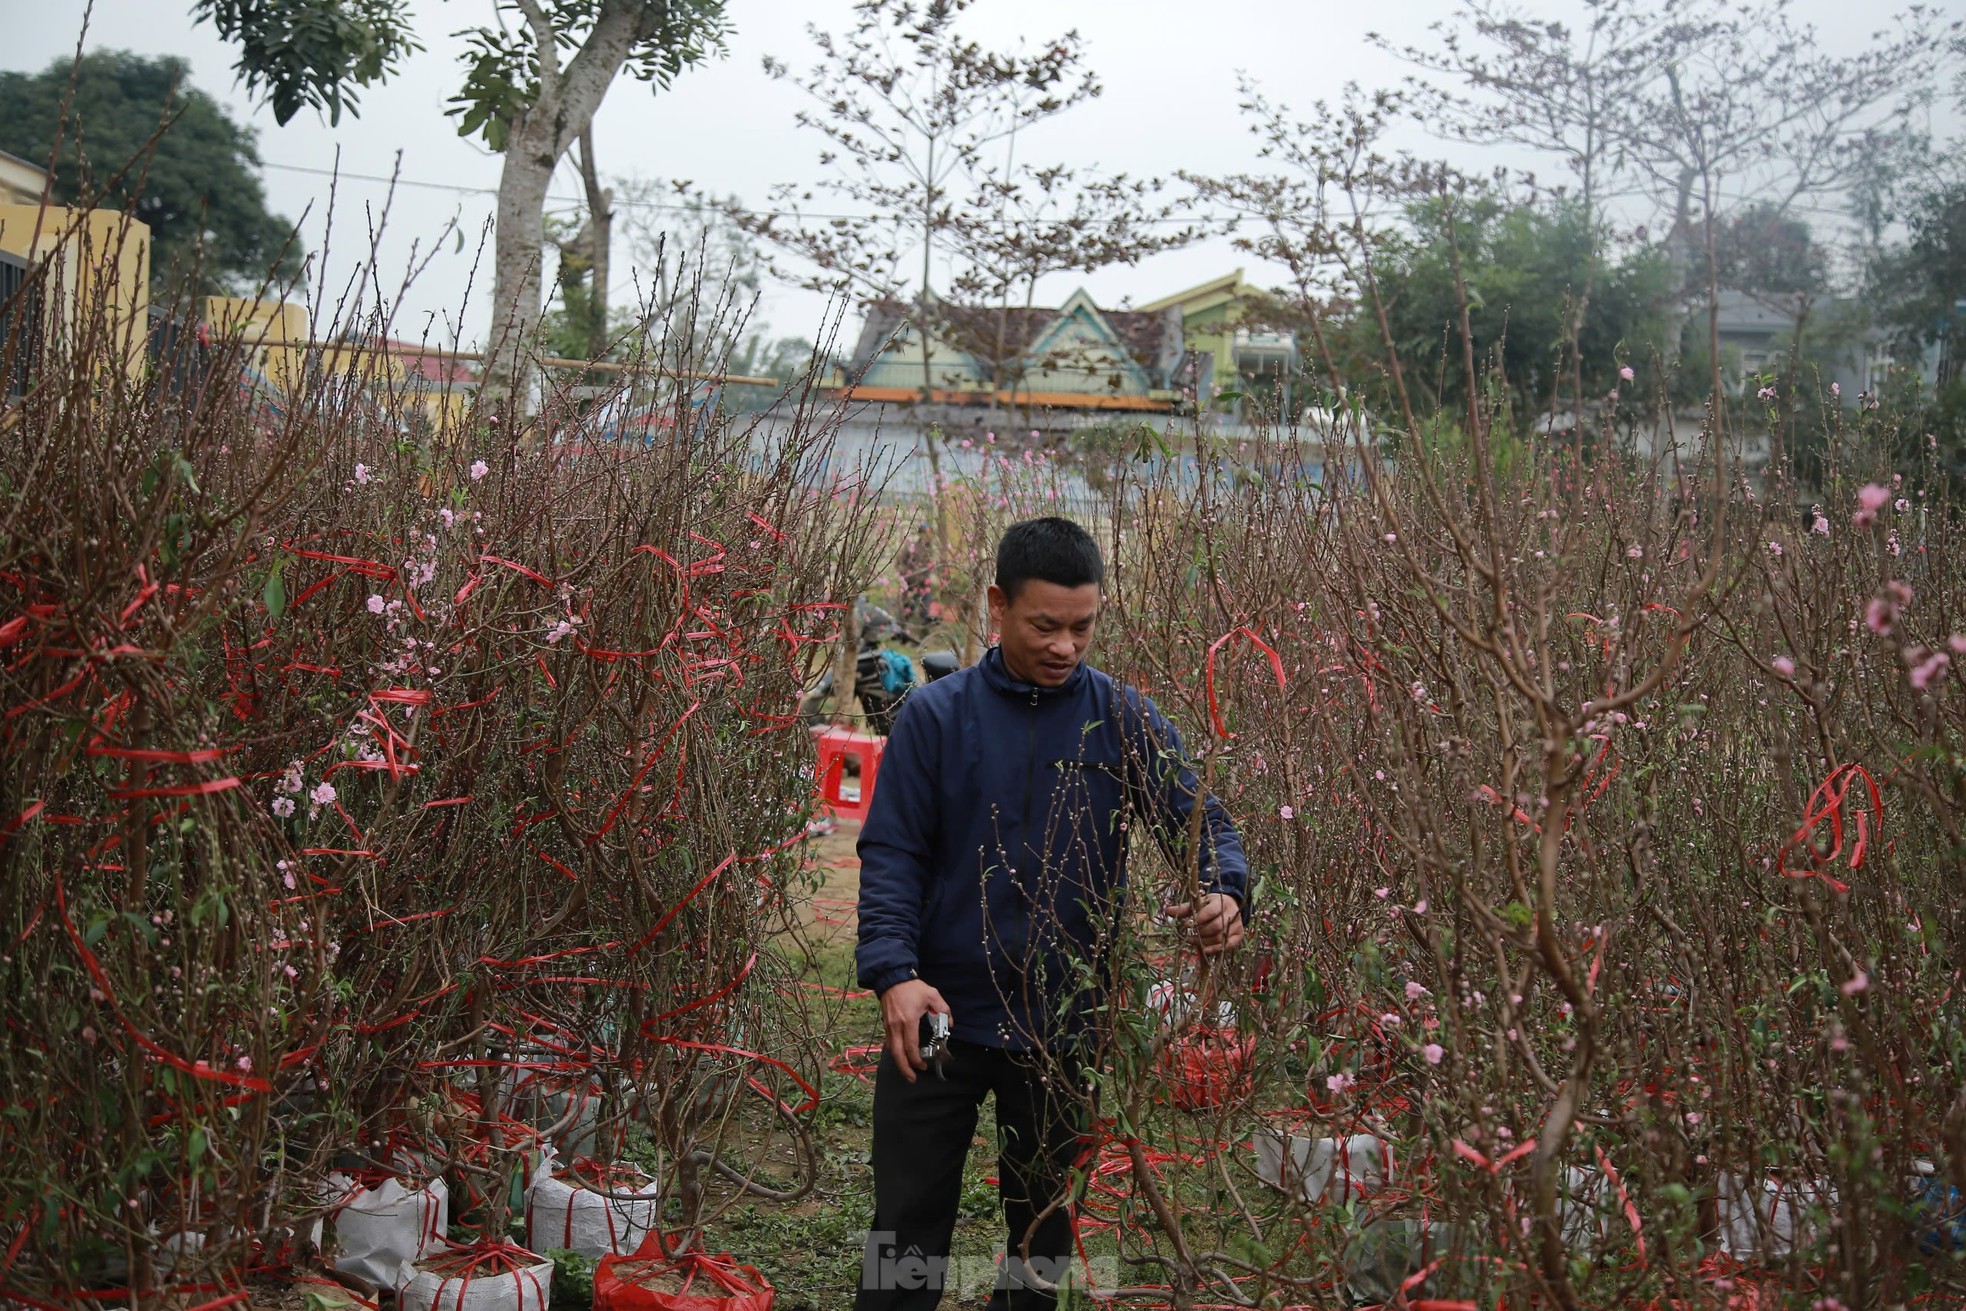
[1018,686,1039,901]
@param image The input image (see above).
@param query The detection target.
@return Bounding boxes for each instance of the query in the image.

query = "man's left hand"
[1166,892,1245,957]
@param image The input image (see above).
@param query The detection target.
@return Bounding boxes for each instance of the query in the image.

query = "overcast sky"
[9,1,1958,354]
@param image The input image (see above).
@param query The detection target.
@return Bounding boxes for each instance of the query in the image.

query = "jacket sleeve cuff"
[865,963,920,995]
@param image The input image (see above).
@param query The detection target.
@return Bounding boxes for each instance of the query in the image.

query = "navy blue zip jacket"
[855,647,1249,1050]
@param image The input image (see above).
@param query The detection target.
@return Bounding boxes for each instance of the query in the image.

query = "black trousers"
[855,1039,1088,1311]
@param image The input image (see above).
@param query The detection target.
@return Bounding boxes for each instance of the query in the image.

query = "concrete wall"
[0,203,150,380]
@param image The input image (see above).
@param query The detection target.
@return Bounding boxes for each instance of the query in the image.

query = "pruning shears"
[919,1011,952,1080]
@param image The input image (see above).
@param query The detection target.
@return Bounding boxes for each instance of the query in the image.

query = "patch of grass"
[544,1249,596,1309]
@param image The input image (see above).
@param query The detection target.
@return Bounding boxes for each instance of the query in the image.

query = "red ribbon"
[1776,763,1881,895]
[1204,626,1287,739]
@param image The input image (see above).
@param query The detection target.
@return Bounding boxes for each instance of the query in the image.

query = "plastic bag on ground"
[1343,1218,1457,1308]
[502,1065,604,1159]
[526,1158,661,1259]
[400,1241,554,1311]
[1159,1028,1254,1111]
[595,1233,775,1311]
[1716,1171,1833,1261]
[293,1274,381,1311]
[1145,978,1236,1029]
[1910,1162,1965,1253]
[326,1172,450,1290]
[1251,1130,1391,1204]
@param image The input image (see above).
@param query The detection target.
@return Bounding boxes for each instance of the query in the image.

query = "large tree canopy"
[1345,195,1674,425]
[0,50,301,295]
[1871,179,1966,384]
[195,0,732,403]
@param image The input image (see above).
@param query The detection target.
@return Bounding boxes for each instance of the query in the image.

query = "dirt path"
[800,817,863,948]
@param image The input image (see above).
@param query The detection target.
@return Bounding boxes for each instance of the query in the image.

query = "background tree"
[1709,201,1830,309]
[194,0,732,406]
[738,0,1097,393]
[1381,0,1956,395]
[191,0,420,125]
[734,0,1102,646]
[543,179,762,363]
[618,182,765,353]
[1871,179,1966,386]
[725,331,814,385]
[1373,2,1717,413]
[0,50,300,296]
[1357,191,1673,429]
[543,126,614,362]
[1188,82,1446,436]
[1869,173,1966,475]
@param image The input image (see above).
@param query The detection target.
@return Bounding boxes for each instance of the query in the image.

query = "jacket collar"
[979,646,1091,699]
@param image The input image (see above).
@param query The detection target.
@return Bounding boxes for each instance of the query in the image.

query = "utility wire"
[259,160,1217,226]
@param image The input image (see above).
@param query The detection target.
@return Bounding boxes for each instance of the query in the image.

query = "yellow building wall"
[0,203,151,379]
[1138,271,1247,398]
[204,295,475,432]
[204,295,311,391]
[0,152,48,206]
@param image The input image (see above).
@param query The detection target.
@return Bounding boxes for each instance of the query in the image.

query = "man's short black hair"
[995,517,1104,599]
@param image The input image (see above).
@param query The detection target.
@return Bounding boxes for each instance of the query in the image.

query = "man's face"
[988,579,1100,687]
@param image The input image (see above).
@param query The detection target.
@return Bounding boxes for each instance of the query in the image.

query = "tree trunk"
[487,134,556,407]
[832,598,862,727]
[481,0,651,410]
[577,125,614,359]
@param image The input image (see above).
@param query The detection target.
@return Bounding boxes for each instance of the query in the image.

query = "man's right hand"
[879,978,950,1083]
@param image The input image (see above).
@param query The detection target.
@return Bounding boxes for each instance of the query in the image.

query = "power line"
[261,159,1880,253]
[258,160,1216,226]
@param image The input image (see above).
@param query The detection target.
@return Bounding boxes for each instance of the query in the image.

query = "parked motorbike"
[801,599,960,736]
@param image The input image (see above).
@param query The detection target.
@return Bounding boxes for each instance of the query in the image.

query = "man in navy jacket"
[854,517,1248,1311]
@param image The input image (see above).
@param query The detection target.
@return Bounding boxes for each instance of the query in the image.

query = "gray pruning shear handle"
[919,1011,952,1080]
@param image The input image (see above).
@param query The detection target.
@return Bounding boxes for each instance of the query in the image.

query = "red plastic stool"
[813,725,886,823]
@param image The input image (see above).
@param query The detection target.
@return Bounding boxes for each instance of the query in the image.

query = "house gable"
[1138,270,1246,326]
[854,310,993,395]
[1015,288,1157,397]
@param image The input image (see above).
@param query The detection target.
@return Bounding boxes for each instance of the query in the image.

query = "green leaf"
[160,512,186,568]
[263,566,287,621]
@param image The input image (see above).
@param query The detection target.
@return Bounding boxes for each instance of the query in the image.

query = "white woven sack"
[401,1246,554,1311]
[525,1163,660,1259]
[327,1173,450,1290]
[1718,1172,1834,1260]
[1252,1131,1391,1204]
[153,1227,206,1274]
[1146,979,1236,1030]
[502,1066,602,1158]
